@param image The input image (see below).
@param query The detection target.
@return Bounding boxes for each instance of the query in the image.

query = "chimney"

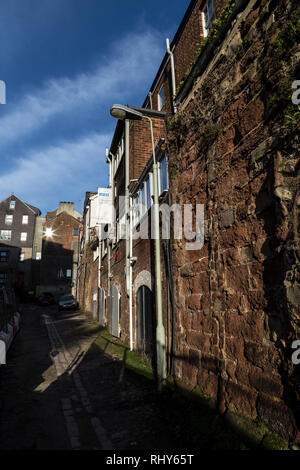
[57,201,75,216]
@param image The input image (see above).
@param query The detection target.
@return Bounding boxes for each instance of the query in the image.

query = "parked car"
[22,289,36,303]
[58,295,78,311]
[38,292,55,306]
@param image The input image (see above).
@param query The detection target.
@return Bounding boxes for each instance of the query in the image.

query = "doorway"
[136,285,154,356]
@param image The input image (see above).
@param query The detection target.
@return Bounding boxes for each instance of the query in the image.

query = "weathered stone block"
[181,361,198,387]
[248,367,283,398]
[250,136,275,164]
[224,263,250,294]
[197,368,218,400]
[225,381,258,420]
[186,293,201,311]
[187,330,212,352]
[286,286,300,307]
[189,272,210,293]
[189,348,200,368]
[219,208,235,229]
[257,393,297,439]
[201,354,220,374]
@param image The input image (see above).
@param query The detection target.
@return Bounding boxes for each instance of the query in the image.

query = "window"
[19,253,24,262]
[140,185,146,218]
[0,273,8,284]
[145,176,152,210]
[74,228,78,236]
[0,230,11,240]
[22,215,28,224]
[5,214,13,225]
[158,85,165,111]
[36,252,41,260]
[0,252,8,262]
[159,153,168,194]
[202,0,216,37]
[66,269,72,278]
[20,232,27,241]
[9,200,16,209]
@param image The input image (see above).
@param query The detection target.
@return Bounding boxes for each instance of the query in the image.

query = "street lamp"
[110,104,167,389]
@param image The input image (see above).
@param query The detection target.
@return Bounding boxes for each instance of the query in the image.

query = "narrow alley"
[0,304,261,451]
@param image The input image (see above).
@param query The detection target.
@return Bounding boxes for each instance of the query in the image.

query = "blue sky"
[0,0,190,215]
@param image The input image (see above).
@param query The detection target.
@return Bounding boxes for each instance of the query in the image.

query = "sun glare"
[44,227,54,238]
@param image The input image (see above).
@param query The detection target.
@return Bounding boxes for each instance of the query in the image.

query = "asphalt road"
[0,303,249,451]
[0,304,179,450]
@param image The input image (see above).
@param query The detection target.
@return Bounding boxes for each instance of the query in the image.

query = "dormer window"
[202,0,216,37]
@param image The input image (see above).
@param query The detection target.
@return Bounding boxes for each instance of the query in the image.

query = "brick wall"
[149,0,228,116]
[129,117,166,181]
[41,211,81,298]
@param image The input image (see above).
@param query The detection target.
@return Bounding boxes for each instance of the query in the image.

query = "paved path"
[0,304,175,450]
[0,303,247,450]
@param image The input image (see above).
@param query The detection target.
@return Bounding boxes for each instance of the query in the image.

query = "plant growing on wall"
[176,0,237,95]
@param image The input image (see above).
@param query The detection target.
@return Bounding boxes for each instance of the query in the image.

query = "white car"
[58,295,78,311]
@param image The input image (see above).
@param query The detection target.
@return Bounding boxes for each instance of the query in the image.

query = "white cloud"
[0,30,163,146]
[0,132,110,213]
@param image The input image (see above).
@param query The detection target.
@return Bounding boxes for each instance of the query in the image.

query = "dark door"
[136,286,154,356]
[110,285,120,337]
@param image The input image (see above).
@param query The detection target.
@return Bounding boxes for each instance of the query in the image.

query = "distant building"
[40,202,82,299]
[0,194,41,292]
[77,191,100,316]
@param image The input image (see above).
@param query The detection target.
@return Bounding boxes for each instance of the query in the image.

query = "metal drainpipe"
[98,228,102,289]
[129,196,133,351]
[125,119,130,297]
[166,38,177,114]
[145,115,166,389]
[108,151,115,298]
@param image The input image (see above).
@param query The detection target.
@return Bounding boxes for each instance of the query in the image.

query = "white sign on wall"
[98,187,113,224]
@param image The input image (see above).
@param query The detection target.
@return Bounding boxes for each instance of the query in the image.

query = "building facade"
[78,0,300,440]
[0,194,41,292]
[40,202,82,299]
[77,191,100,316]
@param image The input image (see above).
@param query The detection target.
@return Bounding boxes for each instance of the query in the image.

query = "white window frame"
[202,0,216,37]
[20,232,27,241]
[0,230,11,240]
[5,214,13,225]
[158,84,165,111]
[22,215,29,224]
[36,252,41,260]
[145,176,151,210]
[9,200,16,210]
[158,153,169,195]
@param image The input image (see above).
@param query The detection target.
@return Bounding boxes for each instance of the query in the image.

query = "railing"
[0,287,17,332]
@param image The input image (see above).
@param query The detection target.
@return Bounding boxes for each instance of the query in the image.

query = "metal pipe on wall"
[166,38,177,114]
[125,119,130,296]
[129,196,133,351]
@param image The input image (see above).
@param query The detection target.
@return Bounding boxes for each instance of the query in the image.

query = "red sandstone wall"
[167,0,300,439]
